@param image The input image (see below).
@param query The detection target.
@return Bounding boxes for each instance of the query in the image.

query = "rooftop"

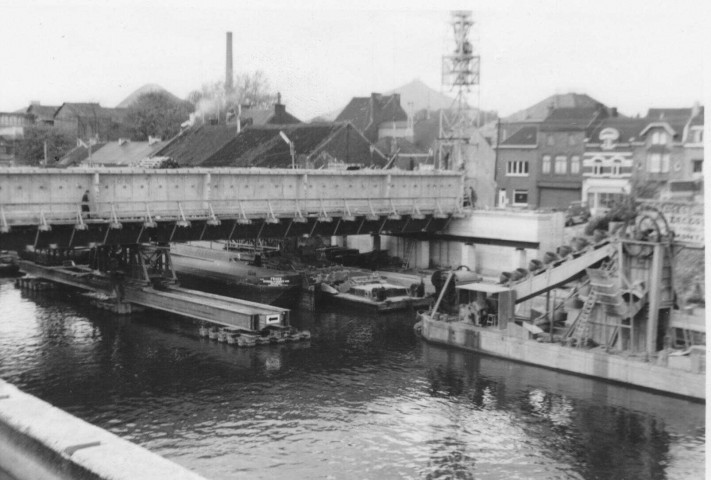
[336,93,407,132]
[202,122,385,168]
[499,125,538,146]
[151,123,240,166]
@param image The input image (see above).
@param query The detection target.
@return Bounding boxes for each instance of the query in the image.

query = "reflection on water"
[0,279,704,479]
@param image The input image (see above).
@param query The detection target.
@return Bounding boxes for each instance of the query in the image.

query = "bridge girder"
[0,213,451,251]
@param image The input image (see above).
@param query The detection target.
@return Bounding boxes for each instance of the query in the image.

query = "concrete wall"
[446,209,565,253]
[379,210,563,277]
[0,379,206,480]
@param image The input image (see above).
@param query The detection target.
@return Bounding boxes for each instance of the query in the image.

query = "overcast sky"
[0,0,706,120]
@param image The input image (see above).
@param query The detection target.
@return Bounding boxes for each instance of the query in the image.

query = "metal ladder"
[402,239,416,269]
[570,291,598,348]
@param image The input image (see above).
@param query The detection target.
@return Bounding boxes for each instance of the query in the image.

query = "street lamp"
[279,131,295,169]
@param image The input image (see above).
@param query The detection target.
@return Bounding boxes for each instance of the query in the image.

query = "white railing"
[0,196,462,228]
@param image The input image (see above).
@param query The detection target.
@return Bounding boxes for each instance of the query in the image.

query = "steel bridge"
[0,168,464,250]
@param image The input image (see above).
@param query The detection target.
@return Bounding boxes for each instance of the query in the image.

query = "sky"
[0,0,707,120]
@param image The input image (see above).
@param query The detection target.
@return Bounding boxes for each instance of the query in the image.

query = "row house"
[496,125,539,208]
[582,118,645,216]
[536,106,608,209]
[583,105,704,213]
[634,106,704,201]
[496,105,608,209]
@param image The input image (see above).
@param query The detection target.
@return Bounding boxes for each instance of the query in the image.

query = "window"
[570,156,580,174]
[542,155,551,173]
[648,153,661,173]
[693,159,703,173]
[593,160,603,176]
[652,131,667,145]
[506,161,529,176]
[554,155,567,174]
[513,190,528,206]
[661,154,670,173]
[611,159,621,176]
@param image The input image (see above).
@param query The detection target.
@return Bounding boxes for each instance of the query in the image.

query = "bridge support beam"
[414,240,430,270]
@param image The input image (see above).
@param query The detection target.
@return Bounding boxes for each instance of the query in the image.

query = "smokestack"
[225,32,233,94]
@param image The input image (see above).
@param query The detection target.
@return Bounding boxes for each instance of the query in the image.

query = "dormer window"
[651,131,667,145]
[692,128,703,144]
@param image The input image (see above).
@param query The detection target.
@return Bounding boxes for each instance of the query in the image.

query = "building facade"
[582,118,644,216]
[632,107,704,201]
[495,125,539,208]
[536,107,607,210]
[0,112,35,166]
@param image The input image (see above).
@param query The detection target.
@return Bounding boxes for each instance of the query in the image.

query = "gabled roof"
[499,125,538,147]
[241,104,301,126]
[336,98,372,131]
[640,108,692,139]
[335,93,407,132]
[587,117,646,145]
[539,107,606,132]
[76,140,167,166]
[202,122,386,168]
[646,108,692,121]
[504,93,605,122]
[689,107,704,127]
[26,104,59,120]
[150,123,239,166]
[55,103,127,120]
[57,142,108,166]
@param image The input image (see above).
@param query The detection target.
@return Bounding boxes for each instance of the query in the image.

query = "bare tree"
[186,70,278,120]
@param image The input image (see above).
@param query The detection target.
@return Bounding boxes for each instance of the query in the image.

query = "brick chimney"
[225,32,234,94]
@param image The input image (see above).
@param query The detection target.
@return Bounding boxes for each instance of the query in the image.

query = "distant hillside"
[117,84,181,108]
[385,79,462,113]
[504,93,605,122]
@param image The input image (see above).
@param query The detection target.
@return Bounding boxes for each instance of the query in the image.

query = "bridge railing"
[1,196,462,229]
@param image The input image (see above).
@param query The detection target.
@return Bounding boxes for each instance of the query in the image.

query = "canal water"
[0,278,704,479]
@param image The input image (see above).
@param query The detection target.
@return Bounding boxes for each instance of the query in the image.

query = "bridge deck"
[0,168,463,248]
